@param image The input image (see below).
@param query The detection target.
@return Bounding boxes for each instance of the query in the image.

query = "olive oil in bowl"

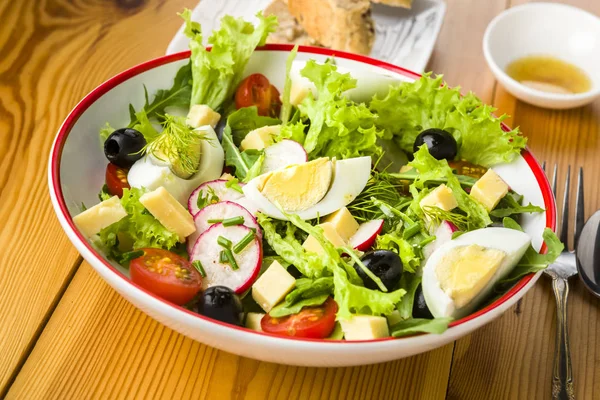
[506,55,592,95]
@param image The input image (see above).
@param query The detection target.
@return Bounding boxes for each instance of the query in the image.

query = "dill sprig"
[422,206,471,232]
[347,170,410,222]
[142,114,211,178]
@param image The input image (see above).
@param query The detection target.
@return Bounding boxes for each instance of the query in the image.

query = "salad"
[73,10,562,341]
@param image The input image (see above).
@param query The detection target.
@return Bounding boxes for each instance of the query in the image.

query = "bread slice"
[371,0,412,8]
[265,0,319,45]
[287,0,375,55]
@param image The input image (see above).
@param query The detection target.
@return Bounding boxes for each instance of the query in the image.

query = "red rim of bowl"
[50,43,557,344]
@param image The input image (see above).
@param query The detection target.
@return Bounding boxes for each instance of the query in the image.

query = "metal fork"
[542,163,584,400]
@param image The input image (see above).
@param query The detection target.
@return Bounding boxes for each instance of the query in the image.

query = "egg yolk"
[436,245,506,308]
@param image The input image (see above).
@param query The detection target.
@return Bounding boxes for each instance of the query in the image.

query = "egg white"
[422,227,531,319]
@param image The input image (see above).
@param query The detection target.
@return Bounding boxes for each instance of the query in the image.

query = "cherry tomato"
[130,248,202,305]
[235,73,282,117]
[261,297,338,339]
[105,163,130,197]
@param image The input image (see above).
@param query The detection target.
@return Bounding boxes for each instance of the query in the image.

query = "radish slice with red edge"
[349,219,384,251]
[188,179,244,216]
[190,223,262,294]
[187,201,260,254]
[423,220,459,261]
[261,139,308,174]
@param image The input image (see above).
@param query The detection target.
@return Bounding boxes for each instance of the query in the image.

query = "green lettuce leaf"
[376,233,421,273]
[396,273,422,320]
[181,9,277,110]
[132,109,162,143]
[95,188,180,262]
[222,126,264,182]
[390,317,452,337]
[269,294,329,318]
[280,45,298,125]
[99,122,115,143]
[293,60,383,160]
[226,106,280,146]
[277,120,307,143]
[370,73,526,167]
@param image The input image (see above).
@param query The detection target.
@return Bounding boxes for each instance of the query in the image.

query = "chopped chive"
[233,231,255,254]
[219,250,228,263]
[418,236,436,247]
[207,218,223,224]
[402,222,421,240]
[225,249,239,270]
[222,216,245,227]
[217,236,232,248]
[192,260,206,277]
[250,227,257,234]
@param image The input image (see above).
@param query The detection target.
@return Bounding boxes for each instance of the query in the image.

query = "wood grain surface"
[1,0,600,399]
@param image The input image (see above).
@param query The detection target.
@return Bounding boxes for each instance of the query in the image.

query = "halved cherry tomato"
[130,248,202,305]
[235,73,282,117]
[105,163,130,197]
[261,297,338,339]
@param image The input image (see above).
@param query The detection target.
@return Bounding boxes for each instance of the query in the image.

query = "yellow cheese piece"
[186,105,221,128]
[323,207,360,241]
[259,158,332,212]
[436,244,506,308]
[470,169,509,211]
[220,172,234,180]
[289,83,310,106]
[302,222,347,254]
[340,315,390,341]
[139,187,195,242]
[240,125,281,150]
[419,184,458,213]
[252,260,296,312]
[245,312,265,331]
[73,196,127,238]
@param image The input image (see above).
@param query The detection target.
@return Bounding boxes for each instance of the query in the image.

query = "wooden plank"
[447,1,600,398]
[0,0,195,394]
[7,262,455,400]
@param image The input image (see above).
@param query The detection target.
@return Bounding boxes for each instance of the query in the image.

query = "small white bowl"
[483,3,600,109]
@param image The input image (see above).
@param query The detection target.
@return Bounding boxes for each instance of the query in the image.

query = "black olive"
[412,284,434,319]
[413,128,458,160]
[356,250,403,291]
[195,286,243,326]
[104,128,146,168]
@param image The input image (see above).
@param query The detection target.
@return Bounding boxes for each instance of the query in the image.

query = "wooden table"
[1,0,599,398]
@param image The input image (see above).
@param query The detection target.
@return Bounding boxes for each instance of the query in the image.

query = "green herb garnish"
[217,236,232,248]
[223,216,245,227]
[233,231,255,254]
[192,260,206,277]
[224,249,239,270]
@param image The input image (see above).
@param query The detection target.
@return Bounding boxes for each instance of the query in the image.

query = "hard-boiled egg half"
[128,125,224,204]
[422,227,531,319]
[242,156,371,220]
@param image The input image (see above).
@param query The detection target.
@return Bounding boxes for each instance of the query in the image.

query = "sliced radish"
[423,220,459,260]
[190,224,262,293]
[349,219,384,251]
[188,179,244,216]
[261,139,307,174]
[187,201,260,254]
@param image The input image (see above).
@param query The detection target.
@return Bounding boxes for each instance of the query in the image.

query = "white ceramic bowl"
[48,45,556,366]
[483,3,600,109]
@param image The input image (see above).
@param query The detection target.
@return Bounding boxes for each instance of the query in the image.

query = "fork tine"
[574,167,584,247]
[560,165,571,246]
[552,164,558,199]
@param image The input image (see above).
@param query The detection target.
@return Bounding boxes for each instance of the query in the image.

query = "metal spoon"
[576,210,600,298]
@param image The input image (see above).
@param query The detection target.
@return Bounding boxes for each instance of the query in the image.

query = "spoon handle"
[551,276,575,400]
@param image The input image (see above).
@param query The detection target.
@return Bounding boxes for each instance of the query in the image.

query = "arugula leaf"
[396,273,422,320]
[502,217,523,231]
[280,45,298,125]
[222,127,264,182]
[226,106,280,146]
[269,294,329,318]
[390,317,453,337]
[284,277,334,305]
[181,9,277,110]
[127,62,192,128]
[490,193,545,218]
[370,73,526,167]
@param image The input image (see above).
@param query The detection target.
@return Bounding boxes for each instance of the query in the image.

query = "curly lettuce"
[370,73,526,167]
[181,9,277,110]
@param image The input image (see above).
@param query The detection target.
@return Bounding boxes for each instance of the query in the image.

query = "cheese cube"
[220,172,234,180]
[419,184,458,212]
[289,83,310,106]
[385,310,403,327]
[73,196,127,238]
[245,312,265,331]
[240,125,281,150]
[302,222,347,254]
[470,169,509,211]
[340,315,390,341]
[186,105,221,128]
[139,187,195,242]
[252,260,296,312]
[323,207,360,241]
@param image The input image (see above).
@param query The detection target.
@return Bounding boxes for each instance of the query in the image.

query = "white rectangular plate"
[166,0,446,72]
